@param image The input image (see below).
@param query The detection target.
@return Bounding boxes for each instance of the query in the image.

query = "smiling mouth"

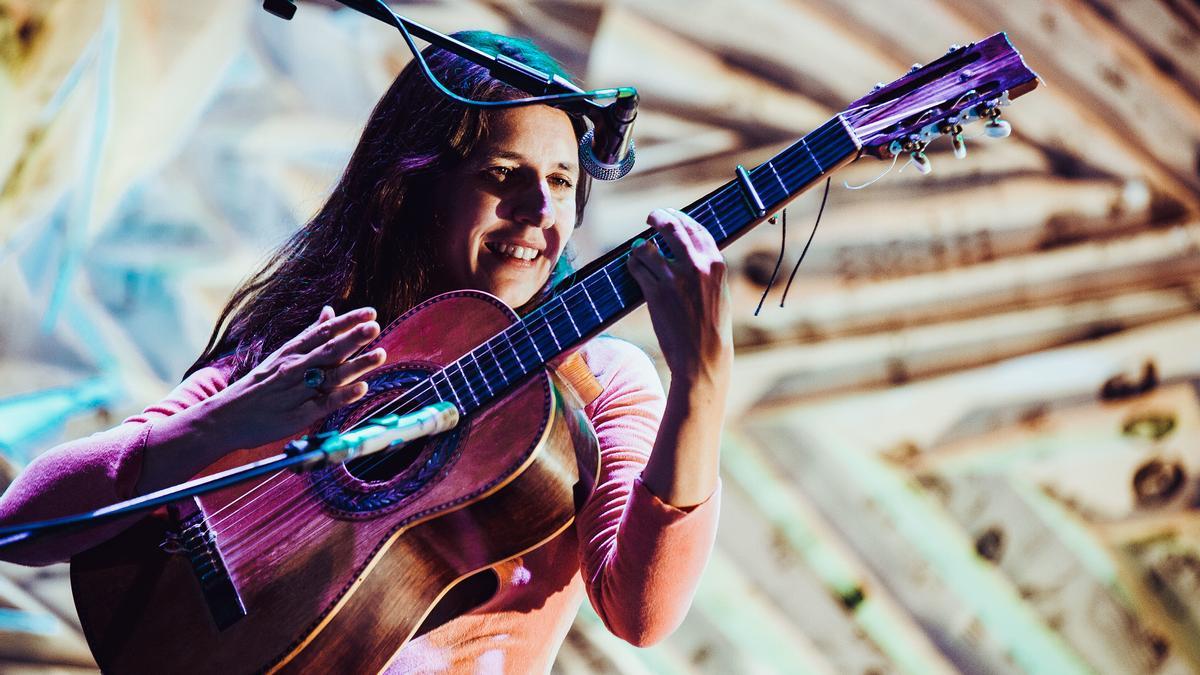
[485,242,542,262]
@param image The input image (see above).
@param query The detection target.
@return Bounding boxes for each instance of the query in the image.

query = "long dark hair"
[187,31,591,379]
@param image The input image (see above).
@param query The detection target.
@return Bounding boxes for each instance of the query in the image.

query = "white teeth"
[490,243,539,260]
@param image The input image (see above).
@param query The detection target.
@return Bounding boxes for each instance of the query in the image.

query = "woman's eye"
[550,175,574,189]
[486,166,512,180]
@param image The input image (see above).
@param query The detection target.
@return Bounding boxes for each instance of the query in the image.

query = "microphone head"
[579,129,636,181]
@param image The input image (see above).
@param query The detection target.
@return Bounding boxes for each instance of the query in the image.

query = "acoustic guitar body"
[69,290,600,674]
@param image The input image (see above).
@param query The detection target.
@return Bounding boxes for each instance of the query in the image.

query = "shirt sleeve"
[575,337,721,647]
[0,363,233,566]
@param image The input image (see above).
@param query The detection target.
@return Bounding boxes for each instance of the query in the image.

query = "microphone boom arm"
[0,403,459,551]
[264,0,638,180]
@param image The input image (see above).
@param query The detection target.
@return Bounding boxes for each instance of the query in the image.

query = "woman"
[0,31,730,672]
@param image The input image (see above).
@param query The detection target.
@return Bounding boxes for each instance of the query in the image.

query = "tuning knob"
[951,133,967,158]
[938,118,966,159]
[910,151,932,174]
[985,119,1012,138]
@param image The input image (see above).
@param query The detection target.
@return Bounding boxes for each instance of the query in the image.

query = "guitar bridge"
[165,500,247,630]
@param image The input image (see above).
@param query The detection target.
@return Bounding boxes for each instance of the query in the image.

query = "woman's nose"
[512,181,555,229]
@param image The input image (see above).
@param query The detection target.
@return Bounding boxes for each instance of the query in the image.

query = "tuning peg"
[910,151,932,174]
[900,135,931,173]
[985,119,1011,138]
[938,118,966,159]
[951,133,967,158]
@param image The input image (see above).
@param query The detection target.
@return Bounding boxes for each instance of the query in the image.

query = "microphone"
[288,401,460,470]
[579,90,638,181]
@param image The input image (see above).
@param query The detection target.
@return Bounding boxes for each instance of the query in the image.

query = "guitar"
[70,33,1039,674]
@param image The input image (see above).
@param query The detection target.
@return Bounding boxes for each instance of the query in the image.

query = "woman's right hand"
[207,306,387,451]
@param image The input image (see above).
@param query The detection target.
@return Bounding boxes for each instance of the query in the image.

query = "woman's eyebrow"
[485,149,577,173]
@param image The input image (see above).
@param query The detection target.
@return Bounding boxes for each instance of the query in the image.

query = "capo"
[735,165,767,218]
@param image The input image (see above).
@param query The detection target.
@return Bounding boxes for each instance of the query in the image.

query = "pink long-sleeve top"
[0,336,720,673]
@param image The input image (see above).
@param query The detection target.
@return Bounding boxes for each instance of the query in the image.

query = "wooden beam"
[1076,0,1200,103]
[586,5,830,140]
[730,283,1200,410]
[731,222,1200,347]
[944,0,1200,203]
[742,412,1094,673]
[731,176,1156,282]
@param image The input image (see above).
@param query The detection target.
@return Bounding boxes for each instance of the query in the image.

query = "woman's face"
[433,105,579,308]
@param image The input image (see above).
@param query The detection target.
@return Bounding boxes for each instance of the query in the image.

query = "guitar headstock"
[842,33,1040,171]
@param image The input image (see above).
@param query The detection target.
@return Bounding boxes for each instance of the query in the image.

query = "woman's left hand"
[626,208,733,387]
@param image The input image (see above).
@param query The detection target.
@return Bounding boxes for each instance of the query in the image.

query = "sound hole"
[344,437,428,483]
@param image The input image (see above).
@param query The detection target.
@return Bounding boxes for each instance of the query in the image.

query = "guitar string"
[315,118,853,435]
[216,90,1015,557]
[210,119,853,551]
[208,120,855,550]
[212,119,854,552]
[222,130,862,562]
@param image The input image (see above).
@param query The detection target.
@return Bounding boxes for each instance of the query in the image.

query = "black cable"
[753,209,785,316]
[375,0,631,111]
[779,177,831,307]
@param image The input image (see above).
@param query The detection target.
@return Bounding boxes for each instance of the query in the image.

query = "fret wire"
[443,362,463,405]
[779,121,846,181]
[704,202,727,239]
[796,137,833,179]
[429,371,446,402]
[438,371,463,411]
[700,186,739,236]
[768,121,833,177]
[498,337,519,382]
[766,161,788,193]
[412,380,435,410]
[777,141,835,182]
[502,329,526,372]
[444,360,462,403]
[753,128,848,209]
[591,276,618,317]
[471,350,495,398]
[604,265,636,302]
[544,316,562,351]
[460,338,506,408]
[602,267,623,304]
[524,321,545,363]
[580,283,602,322]
[561,294,582,339]
[483,338,508,388]
[455,360,479,408]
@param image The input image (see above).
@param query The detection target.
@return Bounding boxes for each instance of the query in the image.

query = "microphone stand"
[0,403,458,550]
[261,0,637,146]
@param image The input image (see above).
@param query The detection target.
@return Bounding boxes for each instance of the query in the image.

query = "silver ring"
[303,367,326,389]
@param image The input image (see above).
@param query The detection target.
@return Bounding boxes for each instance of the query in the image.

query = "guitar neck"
[431,115,861,416]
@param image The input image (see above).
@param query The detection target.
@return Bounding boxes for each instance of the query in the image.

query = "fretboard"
[425,115,861,416]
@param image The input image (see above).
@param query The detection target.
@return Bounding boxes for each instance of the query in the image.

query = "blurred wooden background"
[2,0,1200,672]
